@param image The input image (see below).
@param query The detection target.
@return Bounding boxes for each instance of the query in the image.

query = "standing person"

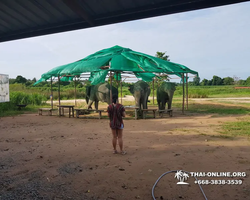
[107,94,126,155]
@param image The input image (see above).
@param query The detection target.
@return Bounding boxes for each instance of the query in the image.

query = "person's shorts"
[118,124,124,129]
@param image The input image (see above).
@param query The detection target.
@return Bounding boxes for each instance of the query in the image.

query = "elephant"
[157,82,176,110]
[128,80,151,110]
[86,83,118,110]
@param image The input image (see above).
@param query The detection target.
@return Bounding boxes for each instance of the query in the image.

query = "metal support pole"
[120,78,122,104]
[58,75,61,106]
[153,78,155,105]
[116,72,119,103]
[109,71,113,105]
[182,73,185,114]
[74,77,76,106]
[186,73,188,110]
[51,77,53,109]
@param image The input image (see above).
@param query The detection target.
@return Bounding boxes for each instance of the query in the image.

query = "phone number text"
[194,180,243,185]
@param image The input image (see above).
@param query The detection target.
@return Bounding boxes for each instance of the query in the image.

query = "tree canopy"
[155,51,170,61]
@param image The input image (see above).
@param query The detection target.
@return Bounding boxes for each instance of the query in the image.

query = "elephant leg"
[87,100,94,109]
[135,99,140,109]
[157,100,161,110]
[143,97,148,109]
[167,100,172,109]
[95,100,98,110]
[168,93,174,109]
[163,100,166,110]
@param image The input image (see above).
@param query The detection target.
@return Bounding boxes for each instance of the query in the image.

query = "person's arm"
[107,106,110,118]
[122,105,125,117]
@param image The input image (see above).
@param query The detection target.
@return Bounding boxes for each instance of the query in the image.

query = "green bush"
[0,92,46,112]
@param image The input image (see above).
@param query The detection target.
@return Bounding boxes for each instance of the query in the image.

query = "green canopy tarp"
[34,45,198,85]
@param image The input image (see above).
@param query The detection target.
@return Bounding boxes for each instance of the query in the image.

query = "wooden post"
[186,73,188,110]
[50,77,53,109]
[74,77,76,106]
[182,73,185,114]
[120,78,122,104]
[109,71,113,105]
[58,75,61,106]
[153,78,155,105]
[116,72,119,103]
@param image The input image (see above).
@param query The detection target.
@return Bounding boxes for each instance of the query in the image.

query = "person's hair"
[112,94,118,104]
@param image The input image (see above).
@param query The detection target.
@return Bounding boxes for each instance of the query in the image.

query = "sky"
[0,1,250,82]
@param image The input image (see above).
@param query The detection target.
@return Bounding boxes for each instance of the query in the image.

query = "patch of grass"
[0,104,53,117]
[0,110,25,117]
[184,103,250,115]
[210,135,235,139]
[199,133,208,136]
[222,118,250,136]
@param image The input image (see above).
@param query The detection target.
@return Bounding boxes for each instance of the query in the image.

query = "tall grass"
[0,92,46,116]
[10,84,86,100]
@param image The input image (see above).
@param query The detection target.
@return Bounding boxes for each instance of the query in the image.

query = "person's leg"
[111,129,118,153]
[117,129,125,153]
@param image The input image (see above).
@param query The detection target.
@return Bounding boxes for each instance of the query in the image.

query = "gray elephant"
[157,82,176,110]
[86,83,118,110]
[128,80,151,110]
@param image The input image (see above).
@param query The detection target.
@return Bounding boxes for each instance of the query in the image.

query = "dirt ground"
[0,105,250,200]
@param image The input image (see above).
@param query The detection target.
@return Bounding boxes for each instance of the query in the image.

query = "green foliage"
[246,76,250,85]
[0,92,46,115]
[193,76,200,86]
[238,80,246,85]
[200,79,208,86]
[212,75,223,85]
[15,75,27,84]
[223,77,234,85]
[9,78,16,84]
[155,51,170,61]
[10,92,45,105]
[199,76,249,86]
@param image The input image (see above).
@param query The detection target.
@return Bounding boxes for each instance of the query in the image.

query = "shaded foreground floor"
[0,113,250,200]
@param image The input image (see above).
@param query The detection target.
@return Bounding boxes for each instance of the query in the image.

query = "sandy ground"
[0,105,250,200]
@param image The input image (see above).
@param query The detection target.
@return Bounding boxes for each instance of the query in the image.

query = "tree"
[9,78,16,84]
[155,51,170,84]
[245,76,250,86]
[193,76,200,86]
[223,77,234,85]
[211,75,223,85]
[207,80,212,86]
[238,79,246,85]
[15,75,27,84]
[155,51,170,61]
[200,78,208,86]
